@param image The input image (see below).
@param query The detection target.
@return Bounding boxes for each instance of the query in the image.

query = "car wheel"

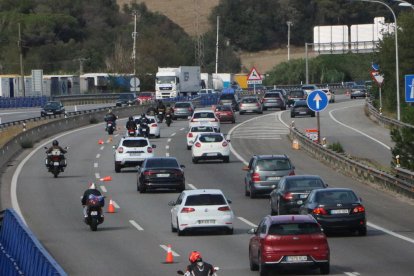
[225,228,233,235]
[270,200,277,216]
[258,111,263,114]
[232,120,236,124]
[138,183,146,193]
[259,254,268,276]
[245,183,250,196]
[192,157,198,164]
[240,111,244,115]
[262,107,267,111]
[177,184,185,193]
[277,201,283,215]
[223,156,230,163]
[249,185,256,199]
[171,220,177,233]
[249,249,259,271]
[320,262,330,275]
[156,134,160,138]
[358,226,367,236]
[187,145,191,150]
[311,113,315,117]
[115,163,121,173]
[291,113,295,118]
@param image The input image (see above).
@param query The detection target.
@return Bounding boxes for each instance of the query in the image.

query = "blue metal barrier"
[0,209,67,276]
[0,96,49,109]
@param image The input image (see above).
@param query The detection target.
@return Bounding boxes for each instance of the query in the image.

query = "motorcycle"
[165,113,172,127]
[44,147,68,178]
[138,122,150,138]
[157,111,164,123]
[106,121,115,135]
[127,128,136,137]
[84,195,105,231]
[177,266,219,276]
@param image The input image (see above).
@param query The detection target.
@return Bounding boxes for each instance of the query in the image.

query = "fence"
[0,96,49,108]
[0,209,67,276]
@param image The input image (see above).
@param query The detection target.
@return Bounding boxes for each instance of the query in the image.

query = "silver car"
[173,102,194,119]
[239,97,263,115]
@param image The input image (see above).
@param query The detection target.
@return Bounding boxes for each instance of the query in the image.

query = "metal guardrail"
[366,101,414,129]
[0,209,67,275]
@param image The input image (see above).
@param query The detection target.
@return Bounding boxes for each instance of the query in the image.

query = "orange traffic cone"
[98,139,104,145]
[107,198,116,213]
[165,244,174,264]
[100,176,112,182]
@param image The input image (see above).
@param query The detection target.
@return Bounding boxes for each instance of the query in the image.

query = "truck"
[200,73,213,89]
[155,66,201,99]
[234,74,248,89]
[213,73,234,89]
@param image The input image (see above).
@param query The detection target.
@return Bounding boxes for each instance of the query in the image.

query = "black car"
[115,92,137,107]
[137,157,185,193]
[290,100,315,118]
[299,188,367,236]
[41,101,65,117]
[270,175,327,215]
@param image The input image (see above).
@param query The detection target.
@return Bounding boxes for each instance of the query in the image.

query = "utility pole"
[194,0,204,69]
[132,10,139,92]
[287,21,293,61]
[215,16,219,74]
[18,23,25,97]
[77,58,87,75]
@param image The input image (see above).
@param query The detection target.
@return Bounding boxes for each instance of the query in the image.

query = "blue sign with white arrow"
[307,90,329,112]
[405,75,414,103]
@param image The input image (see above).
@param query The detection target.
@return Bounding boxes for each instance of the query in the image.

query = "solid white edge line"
[95,173,100,179]
[188,184,197,190]
[329,105,391,150]
[129,220,144,231]
[100,146,104,150]
[96,153,101,158]
[160,245,180,257]
[367,222,414,244]
[111,200,120,209]
[238,217,257,228]
[167,138,171,142]
[171,133,176,136]
[94,163,98,168]
[180,128,185,131]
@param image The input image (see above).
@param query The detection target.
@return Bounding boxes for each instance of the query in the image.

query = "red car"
[214,105,235,123]
[249,215,330,275]
[137,92,155,104]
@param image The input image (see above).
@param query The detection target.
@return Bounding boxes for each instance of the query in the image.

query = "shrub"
[327,142,344,153]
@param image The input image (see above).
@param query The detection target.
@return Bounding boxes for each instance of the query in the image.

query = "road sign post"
[247,67,262,95]
[306,90,329,144]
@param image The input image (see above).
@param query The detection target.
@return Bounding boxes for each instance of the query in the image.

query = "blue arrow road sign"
[405,75,414,103]
[307,90,329,112]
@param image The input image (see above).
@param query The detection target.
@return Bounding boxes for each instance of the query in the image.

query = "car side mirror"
[242,166,250,171]
[168,200,176,206]
[152,145,156,148]
[247,228,257,235]
[180,164,185,168]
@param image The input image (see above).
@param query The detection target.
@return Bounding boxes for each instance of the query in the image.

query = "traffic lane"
[282,100,392,169]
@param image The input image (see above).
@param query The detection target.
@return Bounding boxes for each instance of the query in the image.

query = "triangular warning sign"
[247,67,262,81]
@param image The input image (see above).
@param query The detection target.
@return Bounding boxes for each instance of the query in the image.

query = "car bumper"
[314,214,366,232]
[263,102,284,108]
[142,179,185,190]
[192,149,230,159]
[216,115,234,121]
[178,214,234,231]
[239,107,262,113]
[251,181,279,194]
[174,112,192,118]
[261,254,329,266]
[292,110,314,117]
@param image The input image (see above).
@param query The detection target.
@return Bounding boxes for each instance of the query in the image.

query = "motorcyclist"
[81,182,104,219]
[185,251,216,276]
[165,103,173,115]
[146,105,157,116]
[157,100,166,114]
[104,109,117,129]
[125,116,137,134]
[46,140,67,169]
[138,113,150,137]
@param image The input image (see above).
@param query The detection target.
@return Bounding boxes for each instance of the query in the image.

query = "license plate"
[300,194,308,199]
[130,153,141,156]
[53,162,59,166]
[299,111,307,114]
[157,174,169,177]
[108,124,112,127]
[90,211,98,215]
[296,200,303,205]
[47,112,54,115]
[286,256,307,262]
[207,153,217,156]
[267,176,280,181]
[198,220,215,224]
[331,209,349,214]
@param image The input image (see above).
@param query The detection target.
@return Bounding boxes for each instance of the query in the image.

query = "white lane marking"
[188,184,197,190]
[129,220,144,231]
[100,185,107,193]
[95,173,101,179]
[180,128,185,131]
[160,245,180,257]
[165,145,170,150]
[94,163,98,168]
[96,153,101,159]
[166,152,170,157]
[100,146,104,150]
[329,106,391,150]
[167,138,171,143]
[111,200,120,209]
[115,134,119,137]
[345,272,360,276]
[238,217,258,228]
[171,132,176,136]
[368,222,414,244]
[106,139,111,143]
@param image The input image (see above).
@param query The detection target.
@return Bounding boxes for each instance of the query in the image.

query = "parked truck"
[155,66,201,99]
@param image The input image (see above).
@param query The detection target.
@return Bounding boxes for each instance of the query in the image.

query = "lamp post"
[287,21,293,61]
[354,0,400,121]
[393,0,414,10]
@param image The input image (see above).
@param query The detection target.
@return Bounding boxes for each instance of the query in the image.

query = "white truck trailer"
[155,66,201,99]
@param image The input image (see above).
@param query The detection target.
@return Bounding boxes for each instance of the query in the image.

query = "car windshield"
[216,105,232,111]
[122,139,148,147]
[199,135,223,143]
[45,102,60,108]
[286,178,325,191]
[256,159,291,171]
[268,223,322,235]
[316,191,358,204]
[175,102,191,108]
[264,93,281,98]
[193,112,215,119]
[191,126,214,132]
[185,194,226,206]
[242,98,258,103]
[146,158,179,168]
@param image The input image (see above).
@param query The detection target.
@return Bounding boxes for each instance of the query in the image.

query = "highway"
[2,97,414,276]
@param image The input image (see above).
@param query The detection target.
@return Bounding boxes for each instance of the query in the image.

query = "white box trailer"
[155,66,201,99]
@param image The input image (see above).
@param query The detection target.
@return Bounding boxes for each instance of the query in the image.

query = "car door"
[250,219,267,262]
[171,192,185,227]
[245,158,255,191]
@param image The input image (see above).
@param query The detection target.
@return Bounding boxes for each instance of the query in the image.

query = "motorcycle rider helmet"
[52,140,59,146]
[89,182,96,189]
[141,113,146,118]
[129,116,133,121]
[108,109,112,113]
[189,251,202,263]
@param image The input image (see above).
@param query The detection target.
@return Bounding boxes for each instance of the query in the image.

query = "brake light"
[252,172,261,182]
[240,103,244,107]
[147,147,153,153]
[351,205,365,213]
[188,133,193,138]
[262,98,267,102]
[222,141,228,147]
[218,206,230,211]
[181,207,195,213]
[211,118,218,122]
[174,170,183,176]
[151,124,158,127]
[289,170,295,176]
[188,108,193,112]
[313,207,328,215]
[143,170,157,176]
[283,193,293,200]
[191,118,195,122]
[117,147,124,153]
[194,142,201,148]
[51,156,60,161]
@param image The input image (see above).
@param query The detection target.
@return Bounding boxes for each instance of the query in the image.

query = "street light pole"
[305,42,309,84]
[287,21,293,61]
[357,0,400,121]
[132,10,139,92]
[393,0,414,10]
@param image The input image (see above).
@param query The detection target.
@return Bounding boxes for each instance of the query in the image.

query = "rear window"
[191,126,214,132]
[193,112,215,119]
[286,178,325,191]
[220,94,235,100]
[289,90,305,97]
[316,191,358,204]
[146,158,179,168]
[256,159,291,171]
[264,93,281,98]
[175,102,191,108]
[302,85,317,90]
[294,101,308,107]
[199,135,223,143]
[185,194,226,206]
[118,94,135,100]
[268,223,322,235]
[241,98,258,103]
[122,139,148,147]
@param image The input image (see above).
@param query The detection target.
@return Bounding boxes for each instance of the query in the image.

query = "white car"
[186,125,216,150]
[321,88,335,103]
[189,109,220,132]
[132,115,160,138]
[191,133,230,163]
[114,136,155,172]
[169,189,234,235]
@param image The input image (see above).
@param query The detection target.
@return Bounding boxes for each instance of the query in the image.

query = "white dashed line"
[167,138,171,143]
[95,173,100,179]
[160,245,180,257]
[100,185,107,193]
[345,273,361,276]
[129,220,144,231]
[115,134,119,137]
[96,153,101,159]
[106,139,111,143]
[111,200,120,209]
[188,184,197,190]
[94,163,98,168]
[165,153,170,157]
[165,145,170,150]
[100,146,104,150]
[180,128,185,131]
[171,133,176,136]
[238,217,257,228]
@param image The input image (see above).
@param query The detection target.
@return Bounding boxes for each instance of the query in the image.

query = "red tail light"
[151,124,158,127]
[147,147,153,153]
[188,108,193,112]
[143,170,157,176]
[51,156,60,161]
[191,118,195,122]
[351,205,365,213]
[283,193,293,200]
[289,170,295,176]
[240,103,244,107]
[262,98,267,102]
[313,207,328,215]
[222,141,228,147]
[211,118,218,122]
[117,147,124,153]
[181,207,195,213]
[218,206,230,211]
[194,142,201,148]
[188,133,193,138]
[252,172,261,182]
[174,170,183,176]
